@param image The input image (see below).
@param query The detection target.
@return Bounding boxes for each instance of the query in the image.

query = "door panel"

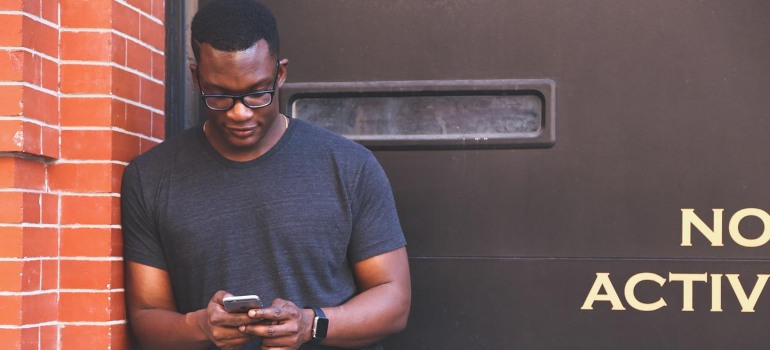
[261,0,770,347]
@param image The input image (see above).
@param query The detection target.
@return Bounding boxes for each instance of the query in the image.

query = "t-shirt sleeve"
[121,161,168,270]
[347,153,407,263]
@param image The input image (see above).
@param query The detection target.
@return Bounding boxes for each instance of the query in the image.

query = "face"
[191,40,288,161]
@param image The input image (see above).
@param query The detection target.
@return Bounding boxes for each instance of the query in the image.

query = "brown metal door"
[261,1,770,348]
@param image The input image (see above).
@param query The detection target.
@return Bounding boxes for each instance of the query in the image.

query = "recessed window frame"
[279,79,556,150]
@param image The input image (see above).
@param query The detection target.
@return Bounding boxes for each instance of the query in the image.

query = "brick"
[22,227,58,257]
[125,103,151,135]
[0,0,22,10]
[111,229,123,257]
[21,121,41,156]
[60,129,112,160]
[113,2,140,39]
[140,138,159,154]
[13,157,45,190]
[151,111,165,140]
[127,0,152,16]
[61,31,112,62]
[22,87,59,125]
[40,259,57,290]
[0,295,22,325]
[21,191,40,223]
[0,85,24,116]
[22,292,58,324]
[141,77,164,110]
[41,0,58,24]
[0,157,13,187]
[112,132,141,163]
[111,99,127,129]
[59,292,111,322]
[0,119,23,152]
[21,16,59,59]
[0,14,22,47]
[39,325,57,350]
[0,260,23,292]
[40,125,59,159]
[21,259,40,291]
[0,50,24,81]
[21,327,39,350]
[61,228,113,257]
[60,195,119,225]
[60,260,111,289]
[41,56,58,92]
[41,193,58,224]
[61,97,113,127]
[151,51,164,80]
[127,40,152,76]
[0,191,23,223]
[0,329,21,350]
[60,0,112,29]
[23,51,41,87]
[152,0,164,20]
[111,323,129,350]
[22,0,41,17]
[111,33,127,66]
[0,227,23,258]
[140,15,164,51]
[48,162,114,192]
[110,289,126,319]
[61,325,110,350]
[61,64,112,94]
[111,67,141,102]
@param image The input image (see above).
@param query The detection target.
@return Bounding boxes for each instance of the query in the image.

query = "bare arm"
[244,246,411,349]
[125,261,258,350]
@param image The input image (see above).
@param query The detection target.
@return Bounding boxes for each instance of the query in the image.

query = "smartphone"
[223,295,263,313]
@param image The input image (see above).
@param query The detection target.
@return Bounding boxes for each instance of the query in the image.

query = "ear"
[277,58,289,89]
[190,63,199,90]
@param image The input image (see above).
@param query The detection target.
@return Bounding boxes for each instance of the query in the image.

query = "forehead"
[197,40,274,79]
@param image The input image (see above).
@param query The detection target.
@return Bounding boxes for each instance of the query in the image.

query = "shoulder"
[128,126,202,169]
[289,118,373,161]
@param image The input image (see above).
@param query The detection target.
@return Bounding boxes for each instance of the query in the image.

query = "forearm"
[130,308,211,350]
[319,281,411,348]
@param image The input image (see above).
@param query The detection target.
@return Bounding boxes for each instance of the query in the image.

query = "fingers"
[240,298,311,348]
[248,298,297,321]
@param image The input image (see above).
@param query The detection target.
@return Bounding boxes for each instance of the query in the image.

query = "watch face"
[313,316,329,339]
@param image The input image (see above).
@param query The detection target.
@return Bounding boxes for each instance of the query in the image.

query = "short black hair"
[191,0,279,62]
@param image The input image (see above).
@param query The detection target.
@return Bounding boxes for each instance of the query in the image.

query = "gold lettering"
[624,273,667,311]
[711,274,723,312]
[669,273,708,311]
[581,273,626,310]
[728,208,770,248]
[681,209,723,247]
[726,274,770,312]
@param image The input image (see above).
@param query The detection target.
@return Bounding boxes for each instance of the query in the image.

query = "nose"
[226,100,254,122]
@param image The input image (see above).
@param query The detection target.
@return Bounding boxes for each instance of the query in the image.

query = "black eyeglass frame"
[197,61,281,111]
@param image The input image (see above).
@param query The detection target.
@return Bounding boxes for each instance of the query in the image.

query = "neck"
[203,114,290,162]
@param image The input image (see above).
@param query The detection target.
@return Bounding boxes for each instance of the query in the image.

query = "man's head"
[190,0,288,162]
[191,0,279,63]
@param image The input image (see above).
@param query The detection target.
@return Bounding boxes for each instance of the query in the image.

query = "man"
[120,1,410,349]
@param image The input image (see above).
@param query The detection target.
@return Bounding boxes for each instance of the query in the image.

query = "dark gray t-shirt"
[121,119,406,349]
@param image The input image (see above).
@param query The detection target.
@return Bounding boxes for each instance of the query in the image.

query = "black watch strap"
[308,306,329,345]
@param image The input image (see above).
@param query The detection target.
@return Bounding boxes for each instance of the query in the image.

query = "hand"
[195,290,260,350]
[239,298,315,350]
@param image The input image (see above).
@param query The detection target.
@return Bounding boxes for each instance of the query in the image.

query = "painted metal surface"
[219,0,769,347]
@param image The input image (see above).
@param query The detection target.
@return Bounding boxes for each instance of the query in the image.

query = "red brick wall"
[0,1,164,348]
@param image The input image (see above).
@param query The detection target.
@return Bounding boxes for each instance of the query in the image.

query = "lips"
[226,125,257,138]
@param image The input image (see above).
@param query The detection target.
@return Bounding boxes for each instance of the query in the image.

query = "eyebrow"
[201,76,274,94]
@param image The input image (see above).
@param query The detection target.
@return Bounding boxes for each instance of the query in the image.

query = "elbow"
[390,290,411,334]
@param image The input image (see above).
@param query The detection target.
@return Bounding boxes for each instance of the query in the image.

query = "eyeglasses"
[197,61,280,111]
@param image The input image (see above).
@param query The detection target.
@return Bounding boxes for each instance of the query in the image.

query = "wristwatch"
[308,306,329,345]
